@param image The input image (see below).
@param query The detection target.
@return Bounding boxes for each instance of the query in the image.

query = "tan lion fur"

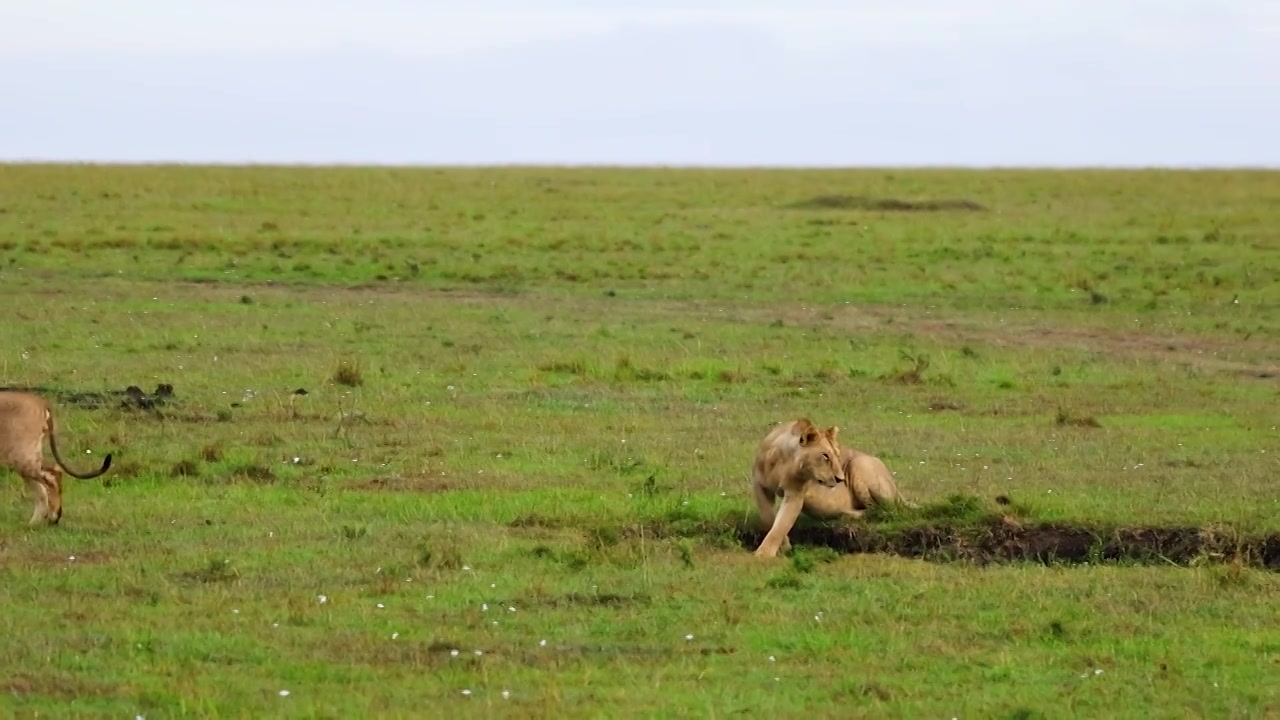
[752,433,914,557]
[799,446,914,520]
[0,391,113,526]
[749,418,845,558]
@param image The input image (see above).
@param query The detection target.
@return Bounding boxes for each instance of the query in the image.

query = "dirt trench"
[733,518,1280,571]
[0,384,177,411]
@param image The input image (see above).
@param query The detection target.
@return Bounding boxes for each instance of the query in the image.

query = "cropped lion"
[752,427,913,557]
[807,445,915,518]
[1,391,113,526]
[749,419,846,558]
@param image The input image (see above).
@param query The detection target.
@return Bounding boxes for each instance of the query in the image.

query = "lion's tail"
[46,410,112,480]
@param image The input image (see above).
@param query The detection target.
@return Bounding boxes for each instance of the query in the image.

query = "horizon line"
[3,160,1278,172]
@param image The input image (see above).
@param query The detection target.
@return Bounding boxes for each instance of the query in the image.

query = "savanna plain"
[0,165,1278,719]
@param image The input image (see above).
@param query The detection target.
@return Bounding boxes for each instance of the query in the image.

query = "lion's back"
[0,391,50,466]
[752,420,803,487]
[841,448,904,504]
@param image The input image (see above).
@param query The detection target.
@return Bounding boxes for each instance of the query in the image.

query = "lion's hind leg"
[24,473,50,526]
[41,464,63,524]
[10,450,57,526]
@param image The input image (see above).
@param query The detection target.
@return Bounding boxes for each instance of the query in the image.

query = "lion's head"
[794,419,846,488]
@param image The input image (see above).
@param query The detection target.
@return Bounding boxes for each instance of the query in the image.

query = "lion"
[749,418,846,558]
[0,391,113,526]
[807,445,915,519]
[752,431,915,557]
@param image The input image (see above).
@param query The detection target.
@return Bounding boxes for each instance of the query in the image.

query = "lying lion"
[0,391,113,525]
[749,418,846,558]
[752,425,912,557]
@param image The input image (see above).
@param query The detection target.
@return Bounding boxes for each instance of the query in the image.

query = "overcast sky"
[1,1,1276,166]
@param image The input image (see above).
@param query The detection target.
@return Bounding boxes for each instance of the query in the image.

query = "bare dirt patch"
[927,321,1280,380]
[48,551,113,566]
[734,518,1280,571]
[754,302,1280,381]
[786,195,987,212]
[144,280,1277,382]
[0,550,114,567]
[338,634,732,671]
[345,475,466,493]
[0,383,178,411]
[526,591,652,609]
[1,673,126,701]
[599,496,1280,572]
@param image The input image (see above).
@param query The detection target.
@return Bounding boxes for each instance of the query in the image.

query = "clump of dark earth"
[733,517,1280,572]
[604,494,1280,573]
[787,195,987,212]
[0,383,177,411]
[535,489,1280,568]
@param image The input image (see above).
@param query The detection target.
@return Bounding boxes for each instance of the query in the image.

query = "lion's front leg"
[752,480,778,530]
[753,476,792,553]
[25,476,50,526]
[754,493,804,558]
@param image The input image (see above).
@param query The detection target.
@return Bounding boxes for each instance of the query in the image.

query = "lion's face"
[797,425,846,488]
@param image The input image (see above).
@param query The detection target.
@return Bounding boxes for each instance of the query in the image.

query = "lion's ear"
[826,426,840,442]
[794,418,819,445]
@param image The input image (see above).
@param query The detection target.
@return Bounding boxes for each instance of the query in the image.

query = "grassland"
[0,164,1277,718]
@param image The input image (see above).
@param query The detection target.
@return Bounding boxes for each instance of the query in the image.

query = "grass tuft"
[332,358,364,387]
[1056,407,1102,428]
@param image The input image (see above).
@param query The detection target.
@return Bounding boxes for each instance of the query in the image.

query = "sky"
[1,0,1277,167]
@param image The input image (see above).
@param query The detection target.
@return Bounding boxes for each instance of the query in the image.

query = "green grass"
[1,164,1278,718]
